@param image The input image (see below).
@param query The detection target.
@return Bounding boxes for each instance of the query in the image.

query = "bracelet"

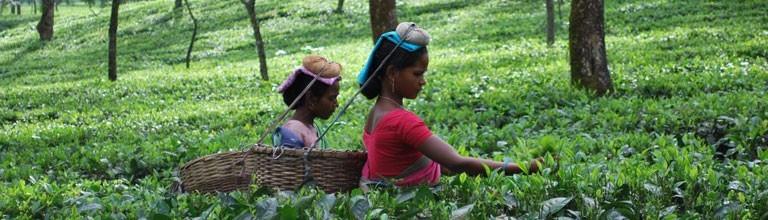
[501,157,511,171]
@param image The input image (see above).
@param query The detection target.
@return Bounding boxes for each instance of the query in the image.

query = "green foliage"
[1,0,767,218]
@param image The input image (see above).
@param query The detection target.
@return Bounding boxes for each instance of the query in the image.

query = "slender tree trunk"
[32,0,37,14]
[10,2,15,14]
[36,0,53,41]
[87,0,98,16]
[335,0,343,13]
[184,0,197,69]
[369,0,397,44]
[172,0,182,23]
[16,1,21,15]
[546,0,555,45]
[85,0,97,16]
[88,6,97,16]
[108,0,119,81]
[569,0,612,95]
[241,0,268,81]
[557,0,563,21]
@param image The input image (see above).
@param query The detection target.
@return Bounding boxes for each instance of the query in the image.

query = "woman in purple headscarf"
[274,55,342,149]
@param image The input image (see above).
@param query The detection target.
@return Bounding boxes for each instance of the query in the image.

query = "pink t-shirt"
[361,109,441,186]
[282,120,318,148]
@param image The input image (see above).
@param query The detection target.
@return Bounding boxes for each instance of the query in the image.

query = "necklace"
[379,96,403,108]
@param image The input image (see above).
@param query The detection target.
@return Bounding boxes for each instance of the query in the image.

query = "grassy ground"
[1,0,767,218]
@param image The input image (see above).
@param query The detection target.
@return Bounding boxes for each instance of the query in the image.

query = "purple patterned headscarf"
[277,66,341,93]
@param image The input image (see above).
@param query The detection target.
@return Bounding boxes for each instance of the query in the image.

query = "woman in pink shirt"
[358,23,546,188]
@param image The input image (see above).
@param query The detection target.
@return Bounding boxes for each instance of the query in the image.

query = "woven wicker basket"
[177,145,367,193]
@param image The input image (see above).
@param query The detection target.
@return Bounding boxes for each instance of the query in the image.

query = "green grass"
[1,0,767,218]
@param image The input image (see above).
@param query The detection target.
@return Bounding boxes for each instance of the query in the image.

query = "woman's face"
[311,81,340,119]
[393,52,429,99]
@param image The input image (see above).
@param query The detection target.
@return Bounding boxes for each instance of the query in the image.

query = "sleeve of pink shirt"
[396,110,433,149]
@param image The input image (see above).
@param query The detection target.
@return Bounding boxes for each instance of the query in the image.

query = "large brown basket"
[177,145,366,193]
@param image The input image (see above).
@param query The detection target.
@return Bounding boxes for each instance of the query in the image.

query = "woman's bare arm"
[417,136,540,175]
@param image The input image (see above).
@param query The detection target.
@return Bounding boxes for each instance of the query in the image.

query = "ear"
[384,65,399,81]
[302,93,318,106]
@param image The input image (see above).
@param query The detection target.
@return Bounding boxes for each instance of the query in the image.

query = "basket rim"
[180,145,366,170]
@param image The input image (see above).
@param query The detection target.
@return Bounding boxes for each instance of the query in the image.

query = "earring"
[305,96,315,110]
[391,78,396,93]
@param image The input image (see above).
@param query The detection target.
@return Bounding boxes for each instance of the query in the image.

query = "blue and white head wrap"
[357,22,431,86]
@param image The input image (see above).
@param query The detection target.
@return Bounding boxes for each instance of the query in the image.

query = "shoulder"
[379,109,428,129]
[282,120,313,134]
[282,120,304,129]
[388,109,424,122]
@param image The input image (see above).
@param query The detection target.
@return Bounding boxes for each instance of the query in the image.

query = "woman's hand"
[528,157,545,173]
[529,156,561,174]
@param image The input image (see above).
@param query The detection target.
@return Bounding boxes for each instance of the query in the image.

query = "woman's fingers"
[528,157,544,173]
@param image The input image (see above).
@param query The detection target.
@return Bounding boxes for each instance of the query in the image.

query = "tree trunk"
[32,0,37,14]
[557,0,563,21]
[335,0,343,13]
[84,0,97,16]
[369,0,397,44]
[108,0,119,81]
[16,1,20,15]
[10,2,15,14]
[174,0,181,9]
[569,0,612,95]
[36,0,53,41]
[242,0,269,81]
[184,0,197,69]
[546,0,555,45]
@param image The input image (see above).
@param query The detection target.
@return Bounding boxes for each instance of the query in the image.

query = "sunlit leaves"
[539,197,572,219]
[450,203,474,220]
[349,195,369,220]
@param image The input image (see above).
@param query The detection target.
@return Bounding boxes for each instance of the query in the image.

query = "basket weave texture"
[179,145,366,193]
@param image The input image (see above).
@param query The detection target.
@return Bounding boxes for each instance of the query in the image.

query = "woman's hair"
[282,71,332,109]
[360,40,428,99]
